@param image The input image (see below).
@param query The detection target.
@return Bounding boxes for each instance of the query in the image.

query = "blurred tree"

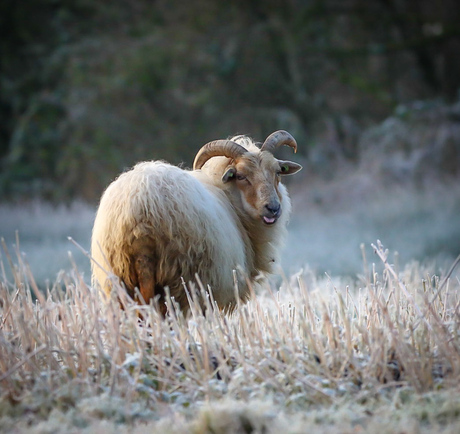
[0,0,97,199]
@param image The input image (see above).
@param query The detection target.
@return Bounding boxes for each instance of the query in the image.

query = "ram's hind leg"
[131,241,167,316]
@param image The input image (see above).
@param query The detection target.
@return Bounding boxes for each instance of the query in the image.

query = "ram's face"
[193,130,303,225]
[222,153,302,225]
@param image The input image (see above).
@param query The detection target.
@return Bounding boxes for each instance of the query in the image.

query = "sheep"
[91,130,302,315]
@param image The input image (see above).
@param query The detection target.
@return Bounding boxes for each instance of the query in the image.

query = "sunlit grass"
[1,239,460,433]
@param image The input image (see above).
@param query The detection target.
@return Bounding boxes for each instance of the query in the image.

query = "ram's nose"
[265,203,281,216]
[262,203,281,225]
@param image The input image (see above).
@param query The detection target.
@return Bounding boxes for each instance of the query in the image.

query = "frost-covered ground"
[0,201,94,285]
[1,183,460,432]
[286,177,460,276]
[1,240,460,433]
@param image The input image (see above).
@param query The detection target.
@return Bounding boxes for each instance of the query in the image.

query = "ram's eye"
[236,174,247,181]
[280,164,290,173]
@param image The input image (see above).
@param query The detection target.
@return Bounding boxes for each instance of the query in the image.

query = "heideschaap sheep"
[91,130,302,314]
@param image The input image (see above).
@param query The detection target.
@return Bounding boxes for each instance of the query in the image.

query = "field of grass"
[1,173,459,433]
[1,229,460,432]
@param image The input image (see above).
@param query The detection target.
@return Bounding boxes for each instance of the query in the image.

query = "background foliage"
[1,0,460,201]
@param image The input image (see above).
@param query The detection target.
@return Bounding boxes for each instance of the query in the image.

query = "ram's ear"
[222,166,237,183]
[278,160,303,176]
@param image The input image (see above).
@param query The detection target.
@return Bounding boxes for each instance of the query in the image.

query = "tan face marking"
[233,154,283,223]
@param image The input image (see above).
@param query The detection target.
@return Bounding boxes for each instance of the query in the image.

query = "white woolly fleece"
[91,136,292,312]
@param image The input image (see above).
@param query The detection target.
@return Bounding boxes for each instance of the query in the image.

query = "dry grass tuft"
[1,240,460,433]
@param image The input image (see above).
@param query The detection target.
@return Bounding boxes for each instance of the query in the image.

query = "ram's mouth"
[262,216,278,225]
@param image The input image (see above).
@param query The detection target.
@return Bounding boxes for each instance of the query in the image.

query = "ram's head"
[193,130,302,225]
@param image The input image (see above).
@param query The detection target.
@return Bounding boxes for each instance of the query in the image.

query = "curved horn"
[193,140,247,170]
[261,130,297,154]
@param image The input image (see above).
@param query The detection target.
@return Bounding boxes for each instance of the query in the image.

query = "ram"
[91,130,302,314]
